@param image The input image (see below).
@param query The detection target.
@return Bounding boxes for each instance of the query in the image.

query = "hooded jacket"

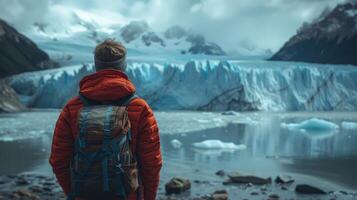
[49,69,162,200]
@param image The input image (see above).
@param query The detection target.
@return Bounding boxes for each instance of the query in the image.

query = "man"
[49,39,162,200]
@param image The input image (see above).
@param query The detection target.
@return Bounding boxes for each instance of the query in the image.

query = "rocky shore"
[1,171,356,200]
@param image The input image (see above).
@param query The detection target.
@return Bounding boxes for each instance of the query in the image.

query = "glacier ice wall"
[7,60,357,111]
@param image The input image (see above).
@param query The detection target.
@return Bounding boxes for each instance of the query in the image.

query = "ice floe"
[192,139,246,150]
[170,139,183,149]
[281,118,339,132]
[341,121,357,130]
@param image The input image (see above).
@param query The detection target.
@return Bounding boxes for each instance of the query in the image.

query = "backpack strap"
[102,106,113,192]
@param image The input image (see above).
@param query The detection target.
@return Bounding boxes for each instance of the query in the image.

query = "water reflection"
[0,136,51,175]
[1,111,357,192]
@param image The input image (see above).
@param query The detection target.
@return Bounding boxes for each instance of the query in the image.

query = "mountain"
[116,21,226,55]
[0,18,57,78]
[270,1,357,65]
[28,13,227,58]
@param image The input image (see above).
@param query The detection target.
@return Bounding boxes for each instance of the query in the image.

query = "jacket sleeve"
[49,105,74,195]
[137,102,163,200]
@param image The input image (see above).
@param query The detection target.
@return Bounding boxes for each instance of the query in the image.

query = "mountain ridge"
[0,18,57,77]
[270,1,357,65]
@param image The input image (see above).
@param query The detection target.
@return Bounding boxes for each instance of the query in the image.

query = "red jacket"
[49,69,163,200]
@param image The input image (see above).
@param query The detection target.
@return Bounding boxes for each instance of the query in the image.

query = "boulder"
[11,190,39,200]
[211,190,228,200]
[165,177,191,195]
[295,184,326,194]
[274,175,294,184]
[215,170,225,176]
[268,194,280,199]
[227,172,272,185]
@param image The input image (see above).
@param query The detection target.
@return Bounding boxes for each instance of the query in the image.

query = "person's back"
[49,39,162,200]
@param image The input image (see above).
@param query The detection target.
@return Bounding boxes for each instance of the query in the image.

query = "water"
[1,110,357,198]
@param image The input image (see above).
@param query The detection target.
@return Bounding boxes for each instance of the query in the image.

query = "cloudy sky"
[0,0,349,52]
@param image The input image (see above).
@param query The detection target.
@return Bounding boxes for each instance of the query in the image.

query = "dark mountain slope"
[270,2,357,65]
[0,18,57,78]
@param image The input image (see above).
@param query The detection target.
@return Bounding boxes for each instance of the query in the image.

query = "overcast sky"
[0,0,349,51]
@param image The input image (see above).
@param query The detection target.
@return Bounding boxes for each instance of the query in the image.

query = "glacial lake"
[0,110,357,199]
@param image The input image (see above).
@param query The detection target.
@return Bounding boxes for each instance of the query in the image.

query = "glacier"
[6,60,357,111]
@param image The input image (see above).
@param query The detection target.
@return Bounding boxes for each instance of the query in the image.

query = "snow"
[7,60,357,111]
[341,121,357,130]
[281,118,339,132]
[346,9,357,17]
[170,139,182,149]
[192,139,246,150]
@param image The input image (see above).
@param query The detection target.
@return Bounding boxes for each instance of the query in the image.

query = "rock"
[227,172,272,185]
[141,32,165,47]
[165,177,191,195]
[275,175,295,184]
[295,184,327,194]
[260,186,268,192]
[0,80,26,112]
[164,26,187,39]
[29,185,43,193]
[215,170,225,176]
[250,191,259,195]
[42,187,52,192]
[281,185,288,190]
[16,178,30,185]
[211,190,228,200]
[340,190,348,195]
[43,181,54,186]
[268,194,280,199]
[221,111,240,116]
[186,34,226,56]
[247,183,253,187]
[120,21,149,43]
[222,180,233,185]
[12,190,39,200]
[194,180,209,184]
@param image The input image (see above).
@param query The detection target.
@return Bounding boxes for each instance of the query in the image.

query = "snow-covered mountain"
[7,60,357,111]
[271,1,357,65]
[114,21,226,55]
[26,10,227,64]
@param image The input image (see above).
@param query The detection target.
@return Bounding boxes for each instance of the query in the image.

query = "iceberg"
[281,118,339,132]
[7,60,357,111]
[341,121,357,130]
[192,139,246,150]
[170,139,183,149]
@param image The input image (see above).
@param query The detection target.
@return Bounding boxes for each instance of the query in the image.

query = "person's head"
[94,39,127,71]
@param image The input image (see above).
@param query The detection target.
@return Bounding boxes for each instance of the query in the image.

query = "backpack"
[68,93,140,200]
